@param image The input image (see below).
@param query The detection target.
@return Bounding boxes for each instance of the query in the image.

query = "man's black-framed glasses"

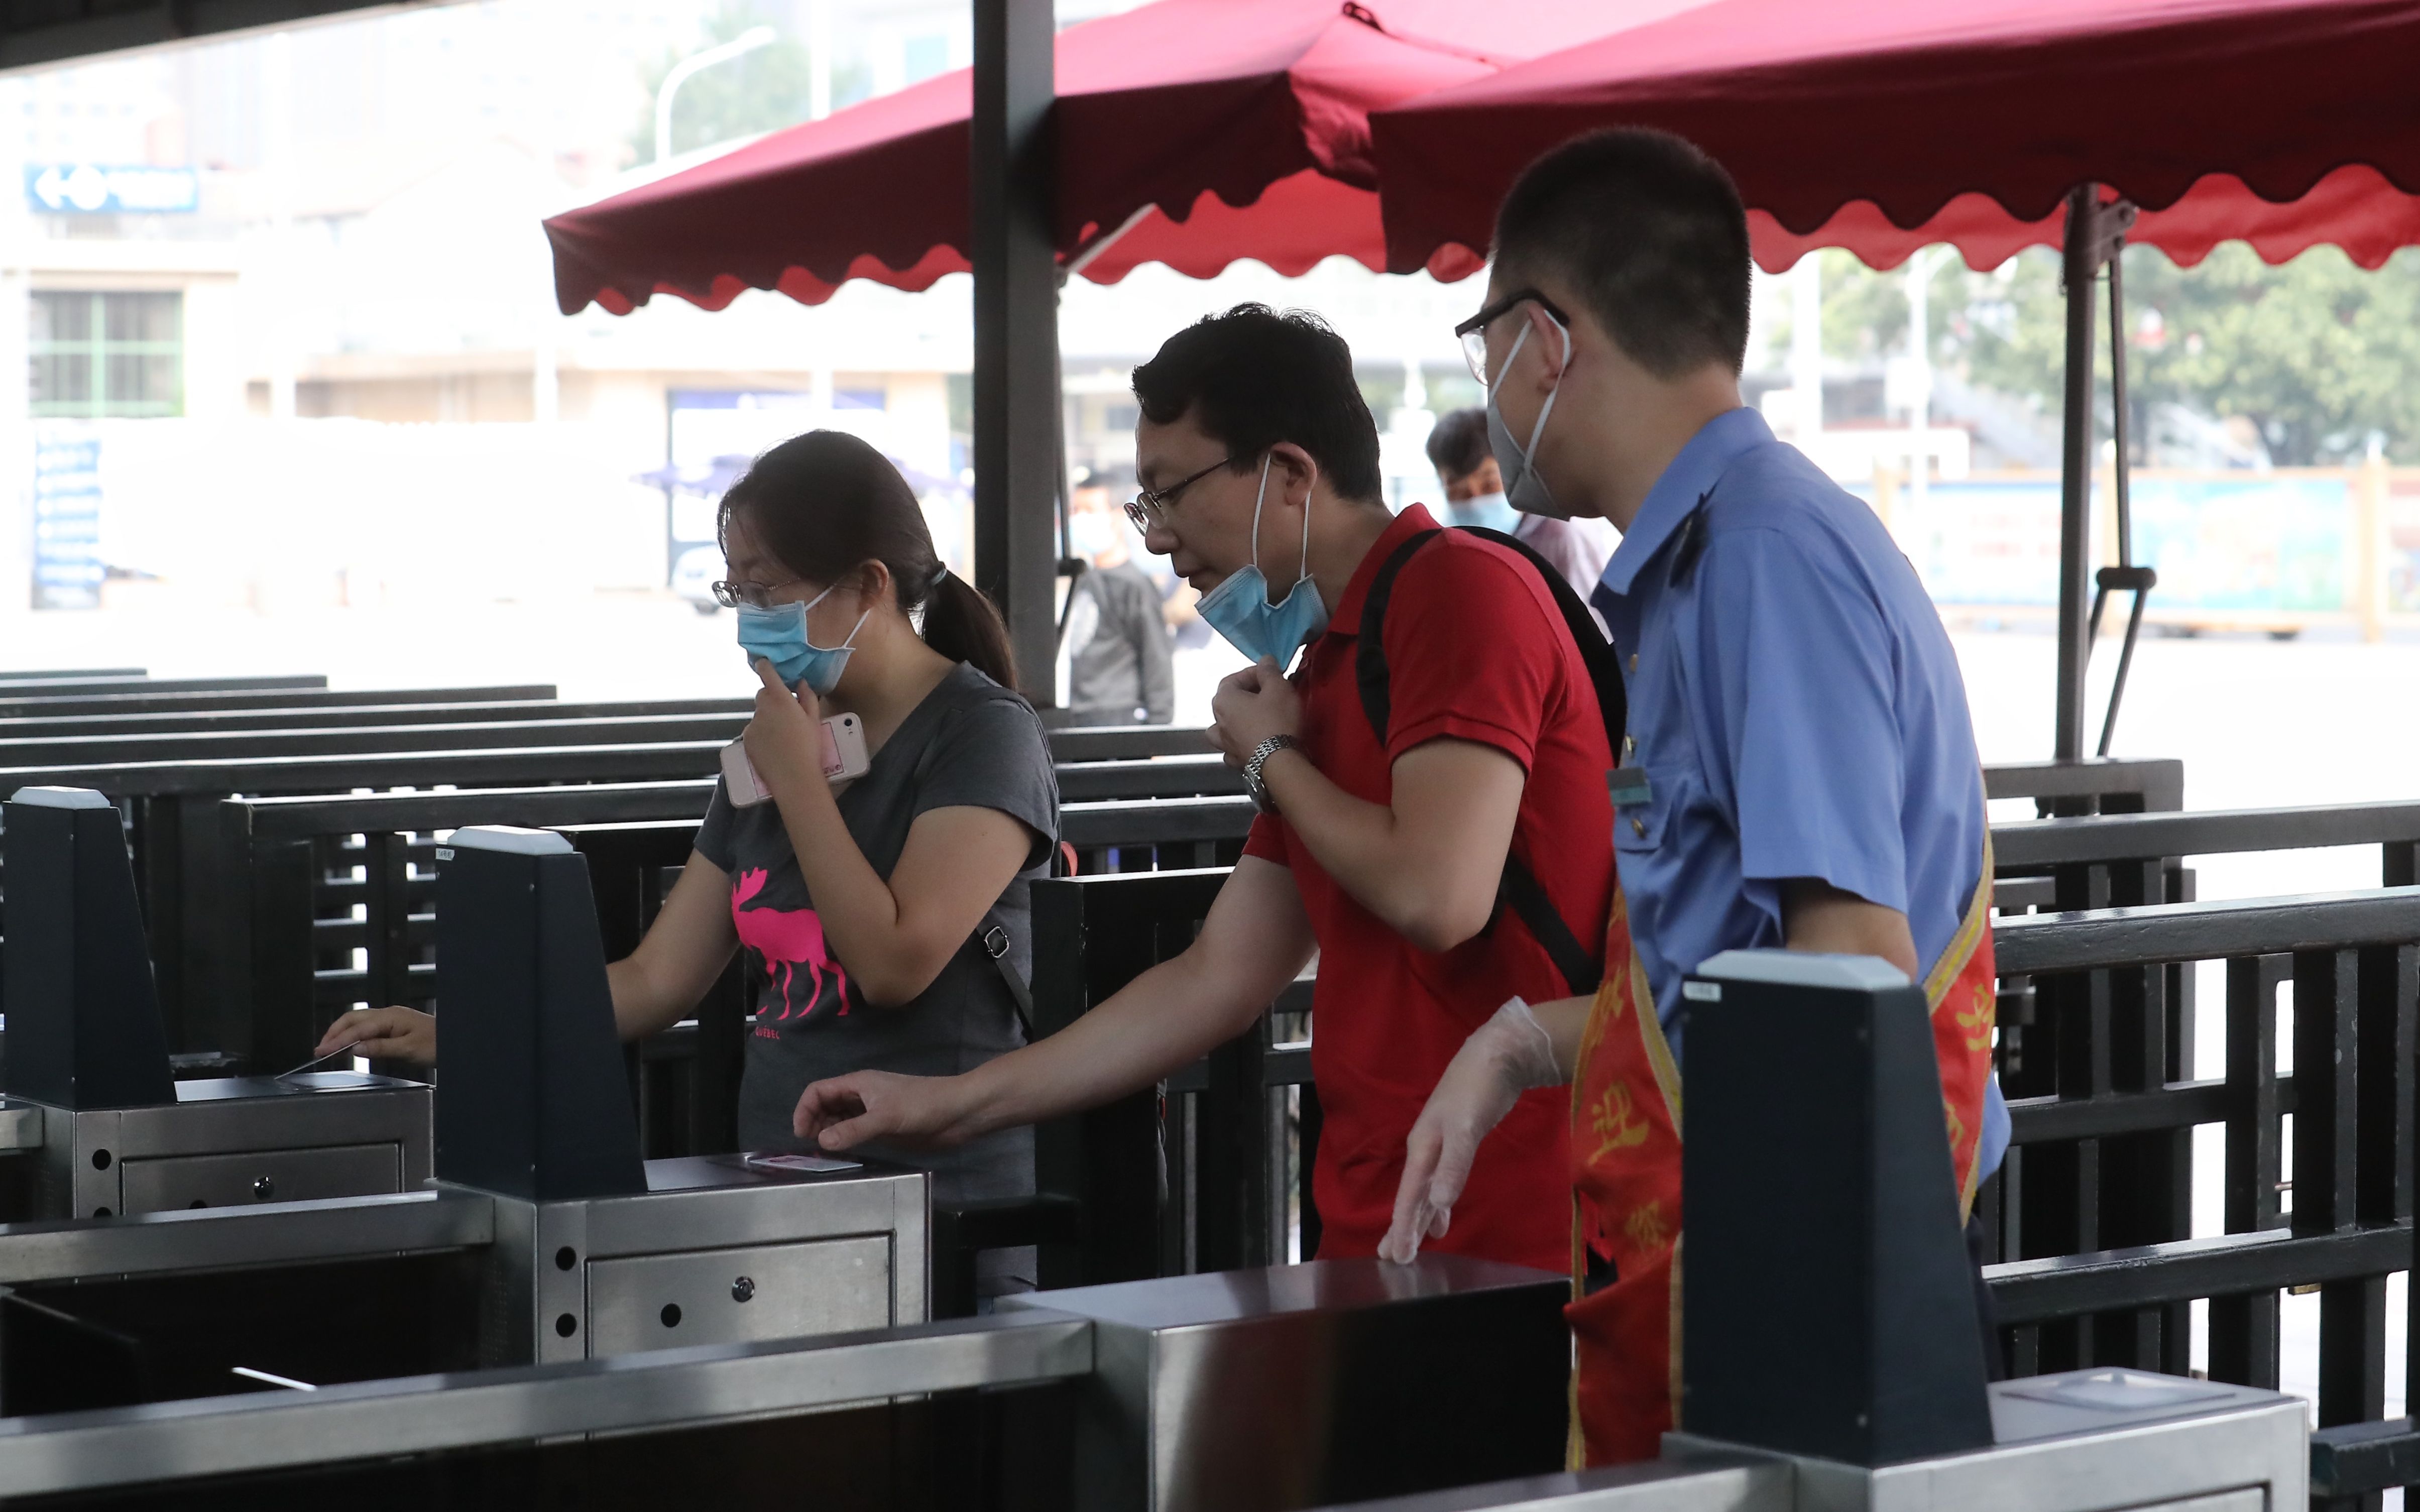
[1455,289,1569,386]
[711,577,800,610]
[1125,453,1241,531]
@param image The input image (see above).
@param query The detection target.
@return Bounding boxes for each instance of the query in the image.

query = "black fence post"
[2210,954,2285,1387]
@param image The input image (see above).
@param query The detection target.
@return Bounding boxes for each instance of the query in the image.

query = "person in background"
[1426,404,1615,629]
[788,304,1616,1276]
[1058,471,1175,725]
[1379,127,2005,1466]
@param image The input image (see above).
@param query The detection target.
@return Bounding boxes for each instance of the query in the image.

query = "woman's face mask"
[737,580,871,694]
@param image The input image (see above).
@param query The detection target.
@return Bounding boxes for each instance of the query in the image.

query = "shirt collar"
[1599,407,1773,596]
[1326,503,1439,638]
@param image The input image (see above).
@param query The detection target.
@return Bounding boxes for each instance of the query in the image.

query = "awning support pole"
[972,0,1062,703]
[2054,185,2143,764]
[2054,185,2099,764]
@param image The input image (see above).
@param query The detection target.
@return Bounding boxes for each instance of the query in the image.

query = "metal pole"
[972,0,1061,703]
[2054,184,2099,763]
[2107,248,2132,568]
[654,27,777,164]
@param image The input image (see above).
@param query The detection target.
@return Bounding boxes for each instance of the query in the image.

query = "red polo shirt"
[1244,504,1616,1273]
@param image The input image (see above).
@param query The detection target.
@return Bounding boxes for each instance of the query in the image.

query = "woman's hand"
[794,1069,980,1152]
[314,1006,436,1067]
[742,658,826,797]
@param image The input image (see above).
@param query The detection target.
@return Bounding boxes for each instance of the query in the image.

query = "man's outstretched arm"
[794,856,1317,1151]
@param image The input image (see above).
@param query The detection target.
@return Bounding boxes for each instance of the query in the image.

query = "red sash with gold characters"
[1563,835,1998,1467]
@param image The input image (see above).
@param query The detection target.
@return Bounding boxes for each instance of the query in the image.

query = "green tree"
[1860,241,2420,467]
[630,3,866,165]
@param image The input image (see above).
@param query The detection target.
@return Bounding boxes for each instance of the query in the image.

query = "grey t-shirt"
[694,662,1058,1202]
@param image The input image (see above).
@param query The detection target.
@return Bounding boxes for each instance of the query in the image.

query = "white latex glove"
[1378,996,1564,1264]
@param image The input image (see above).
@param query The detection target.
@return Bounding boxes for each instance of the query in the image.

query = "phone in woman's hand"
[724,714,872,806]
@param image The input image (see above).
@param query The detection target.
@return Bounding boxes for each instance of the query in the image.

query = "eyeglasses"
[1454,289,1570,386]
[710,577,800,610]
[1124,454,1242,532]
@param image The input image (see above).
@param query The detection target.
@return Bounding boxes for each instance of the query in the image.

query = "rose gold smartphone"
[722,714,870,806]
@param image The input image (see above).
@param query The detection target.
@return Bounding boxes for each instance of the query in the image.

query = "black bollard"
[432,827,644,1201]
[1,787,176,1110]
[1681,949,1995,1466]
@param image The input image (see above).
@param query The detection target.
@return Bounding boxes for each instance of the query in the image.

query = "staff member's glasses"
[1455,289,1570,385]
[1123,454,1242,532]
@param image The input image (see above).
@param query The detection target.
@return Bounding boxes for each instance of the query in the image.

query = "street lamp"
[655,26,780,164]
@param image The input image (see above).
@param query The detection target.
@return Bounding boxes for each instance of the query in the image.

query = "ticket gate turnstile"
[1,786,432,1220]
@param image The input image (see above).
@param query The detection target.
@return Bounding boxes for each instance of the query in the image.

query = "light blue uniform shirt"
[1591,407,2010,1179]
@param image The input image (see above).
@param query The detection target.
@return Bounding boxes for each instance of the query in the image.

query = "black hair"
[1492,128,1752,378]
[1130,303,1384,503]
[1424,406,1491,482]
[718,430,1016,689]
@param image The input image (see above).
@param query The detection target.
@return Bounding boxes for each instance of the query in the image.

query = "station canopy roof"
[542,0,1698,316]
[1369,0,2420,274]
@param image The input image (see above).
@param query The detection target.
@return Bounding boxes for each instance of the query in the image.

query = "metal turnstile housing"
[1005,1254,1571,1512]
[24,1073,431,1219]
[486,1154,929,1364]
[1315,1368,2307,1512]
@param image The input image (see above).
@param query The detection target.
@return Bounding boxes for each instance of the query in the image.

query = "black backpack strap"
[1499,856,1602,995]
[1355,523,1605,996]
[1458,525,1627,746]
[1354,528,1446,744]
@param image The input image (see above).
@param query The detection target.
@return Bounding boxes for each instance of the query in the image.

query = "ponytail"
[720,430,1017,690]
[920,568,1018,690]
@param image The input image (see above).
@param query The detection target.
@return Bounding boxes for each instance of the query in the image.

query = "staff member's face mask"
[737,581,870,694]
[1484,306,1573,521]
[1195,454,1328,665]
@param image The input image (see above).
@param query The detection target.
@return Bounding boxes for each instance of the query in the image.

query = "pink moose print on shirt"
[732,868,852,1020]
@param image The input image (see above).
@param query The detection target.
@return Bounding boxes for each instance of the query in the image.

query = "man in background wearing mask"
[1058,471,1175,726]
[1378,128,2006,1468]
[1426,404,1614,629]
[793,303,1617,1275]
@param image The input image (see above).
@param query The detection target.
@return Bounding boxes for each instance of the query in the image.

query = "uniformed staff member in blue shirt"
[1381,129,2011,1443]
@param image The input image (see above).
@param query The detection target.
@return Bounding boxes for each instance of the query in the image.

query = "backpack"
[1354,524,1628,996]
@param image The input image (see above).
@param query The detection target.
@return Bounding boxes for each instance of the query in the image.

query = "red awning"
[544,0,1702,315]
[1369,0,2420,273]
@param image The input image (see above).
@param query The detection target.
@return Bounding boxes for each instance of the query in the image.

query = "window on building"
[30,291,183,418]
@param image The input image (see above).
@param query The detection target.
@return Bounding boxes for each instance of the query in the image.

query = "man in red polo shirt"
[792,304,1613,1273]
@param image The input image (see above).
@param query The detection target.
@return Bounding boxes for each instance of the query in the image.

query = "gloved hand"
[1379,996,1564,1264]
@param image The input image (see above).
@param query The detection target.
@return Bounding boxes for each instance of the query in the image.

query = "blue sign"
[25,164,199,215]
[33,431,102,611]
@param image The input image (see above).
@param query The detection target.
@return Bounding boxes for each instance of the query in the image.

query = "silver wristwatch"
[1242,734,1300,815]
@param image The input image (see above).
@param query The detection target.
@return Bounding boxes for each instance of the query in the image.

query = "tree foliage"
[1779,241,2420,465]
[628,2,865,166]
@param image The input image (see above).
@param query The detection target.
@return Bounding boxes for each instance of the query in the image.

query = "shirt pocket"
[1611,760,1694,857]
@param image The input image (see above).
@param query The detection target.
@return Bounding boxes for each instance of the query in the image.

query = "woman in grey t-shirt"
[316,431,1058,1205]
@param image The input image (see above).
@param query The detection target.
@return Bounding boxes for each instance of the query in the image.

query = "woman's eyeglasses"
[1124,454,1242,532]
[711,578,800,610]
[1454,289,1570,385]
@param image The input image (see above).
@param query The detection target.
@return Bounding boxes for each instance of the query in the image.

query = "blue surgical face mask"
[1196,455,1329,667]
[1484,312,1572,519]
[1446,489,1519,535]
[736,582,870,694]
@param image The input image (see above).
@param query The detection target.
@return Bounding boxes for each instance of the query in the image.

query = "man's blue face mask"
[736,581,870,694]
[1195,455,1329,667]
